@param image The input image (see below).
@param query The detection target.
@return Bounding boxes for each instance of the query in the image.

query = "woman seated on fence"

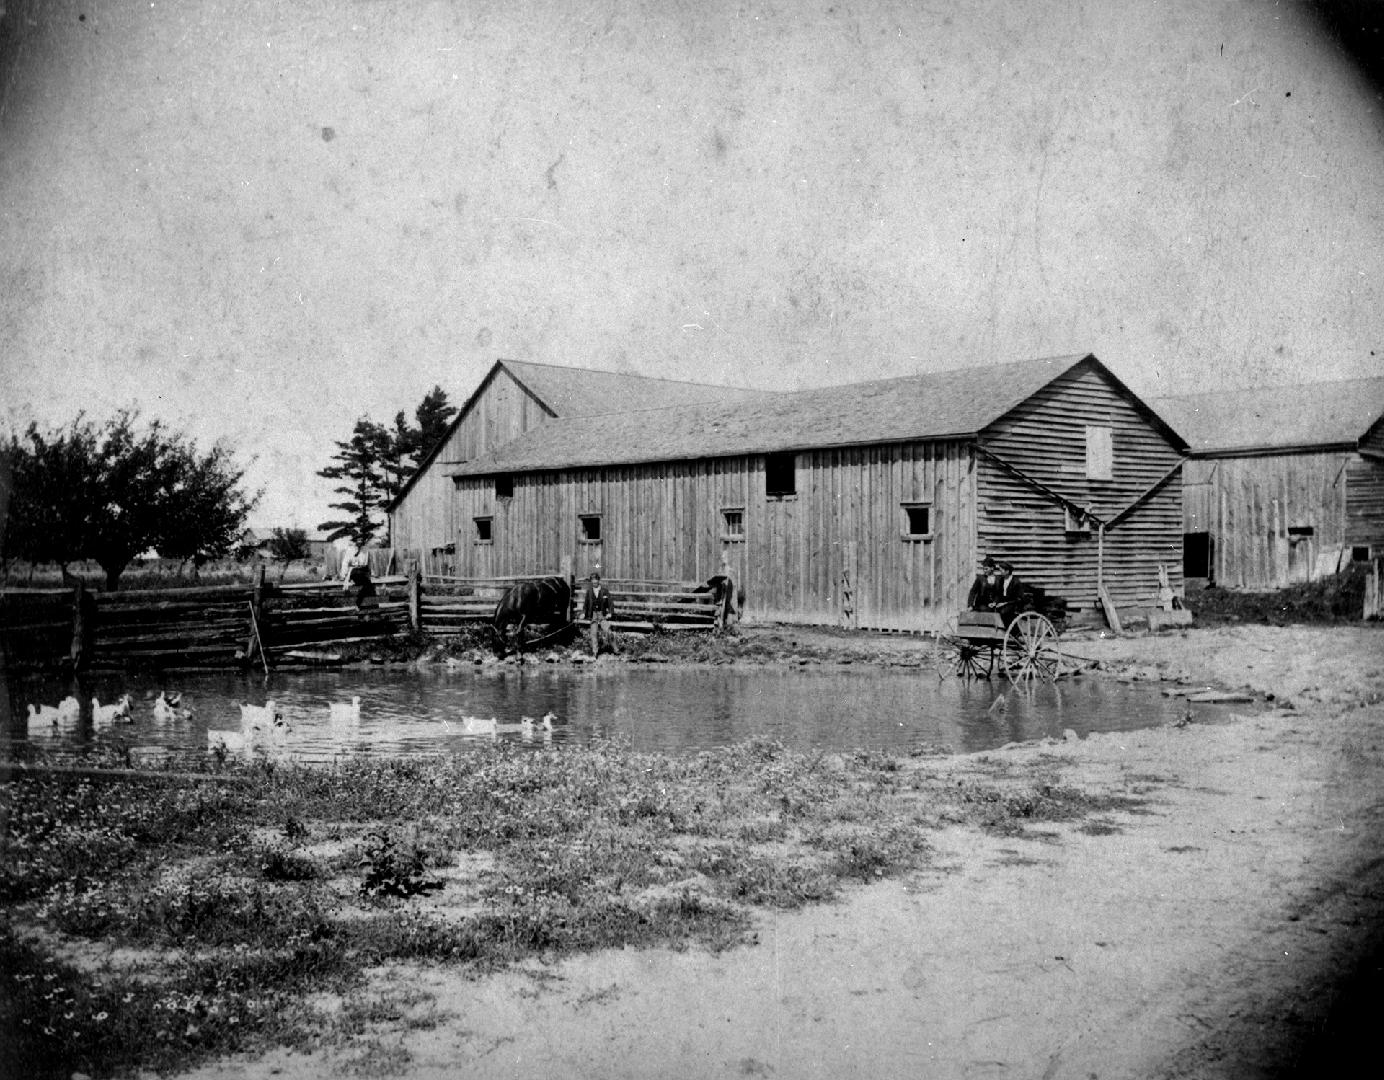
[340,542,377,612]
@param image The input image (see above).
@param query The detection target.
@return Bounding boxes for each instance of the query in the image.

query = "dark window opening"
[473,517,492,543]
[1287,525,1314,537]
[901,503,931,539]
[1184,532,1212,579]
[495,475,514,499]
[765,453,796,497]
[1351,546,1371,562]
[580,514,602,543]
[1064,505,1092,535]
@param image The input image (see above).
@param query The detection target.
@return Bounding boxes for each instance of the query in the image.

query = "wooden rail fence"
[1,566,724,670]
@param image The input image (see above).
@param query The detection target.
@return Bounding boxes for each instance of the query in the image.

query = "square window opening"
[579,514,602,543]
[1064,505,1092,534]
[901,503,932,540]
[473,517,492,543]
[765,453,796,497]
[1351,546,1371,562]
[495,475,514,499]
[722,507,745,540]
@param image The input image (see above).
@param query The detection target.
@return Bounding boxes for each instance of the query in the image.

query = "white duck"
[92,694,134,727]
[153,691,189,721]
[26,702,64,735]
[520,711,558,734]
[460,715,498,736]
[241,701,291,746]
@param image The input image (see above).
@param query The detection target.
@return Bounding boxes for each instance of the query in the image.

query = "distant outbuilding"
[1154,376,1384,589]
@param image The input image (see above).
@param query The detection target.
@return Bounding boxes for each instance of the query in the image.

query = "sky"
[2,0,1382,530]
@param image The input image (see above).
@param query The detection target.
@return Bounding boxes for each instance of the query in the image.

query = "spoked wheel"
[1001,612,1063,683]
[933,619,995,679]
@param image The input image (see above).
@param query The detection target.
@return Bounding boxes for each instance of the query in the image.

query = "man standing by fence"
[583,569,615,656]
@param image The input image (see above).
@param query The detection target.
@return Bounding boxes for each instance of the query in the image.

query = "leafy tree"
[4,411,258,589]
[268,527,311,562]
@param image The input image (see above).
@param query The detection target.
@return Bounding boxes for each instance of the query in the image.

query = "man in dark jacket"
[582,569,615,655]
[967,556,1000,611]
[992,561,1026,625]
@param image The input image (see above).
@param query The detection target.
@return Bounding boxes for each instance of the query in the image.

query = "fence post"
[408,560,422,632]
[561,556,574,620]
[70,580,94,671]
[243,564,267,669]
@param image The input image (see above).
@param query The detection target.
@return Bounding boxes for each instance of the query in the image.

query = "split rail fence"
[0,567,723,671]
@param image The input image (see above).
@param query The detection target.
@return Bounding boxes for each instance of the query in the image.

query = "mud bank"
[170,624,1384,1080]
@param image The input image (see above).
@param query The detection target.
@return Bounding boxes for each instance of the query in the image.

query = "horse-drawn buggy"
[932,581,1068,682]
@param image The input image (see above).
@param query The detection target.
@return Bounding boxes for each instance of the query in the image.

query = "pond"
[2,663,1250,763]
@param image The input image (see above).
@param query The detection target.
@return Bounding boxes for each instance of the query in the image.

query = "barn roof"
[500,359,768,416]
[386,360,768,510]
[451,353,1132,476]
[1153,376,1384,455]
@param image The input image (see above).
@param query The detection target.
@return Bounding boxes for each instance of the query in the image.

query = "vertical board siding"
[391,370,552,569]
[977,361,1185,610]
[1198,451,1357,588]
[452,441,974,631]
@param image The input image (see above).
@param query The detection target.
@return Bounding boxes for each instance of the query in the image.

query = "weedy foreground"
[0,740,1133,1078]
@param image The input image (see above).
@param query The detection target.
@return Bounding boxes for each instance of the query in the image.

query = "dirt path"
[180,624,1384,1080]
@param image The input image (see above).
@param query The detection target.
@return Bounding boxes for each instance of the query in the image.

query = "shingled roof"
[451,353,1122,476]
[1153,376,1384,455]
[387,360,768,510]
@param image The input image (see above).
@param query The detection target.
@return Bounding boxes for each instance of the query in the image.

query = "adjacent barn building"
[439,354,1186,631]
[387,360,767,572]
[1154,377,1384,589]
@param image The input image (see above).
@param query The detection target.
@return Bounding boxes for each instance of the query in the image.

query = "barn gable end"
[977,357,1185,611]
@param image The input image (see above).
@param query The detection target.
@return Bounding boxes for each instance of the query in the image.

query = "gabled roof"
[386,359,769,510]
[1153,376,1384,455]
[500,359,767,416]
[451,353,1142,477]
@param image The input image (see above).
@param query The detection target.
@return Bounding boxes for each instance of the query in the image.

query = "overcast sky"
[2,0,1381,530]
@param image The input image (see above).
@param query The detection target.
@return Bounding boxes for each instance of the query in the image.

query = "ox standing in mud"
[492,576,573,658]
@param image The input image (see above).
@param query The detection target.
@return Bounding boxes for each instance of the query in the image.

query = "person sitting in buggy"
[966,557,1027,627]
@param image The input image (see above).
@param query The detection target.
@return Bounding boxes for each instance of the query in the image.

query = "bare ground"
[177,623,1384,1080]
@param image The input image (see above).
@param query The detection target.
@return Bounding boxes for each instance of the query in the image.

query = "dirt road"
[181,624,1384,1080]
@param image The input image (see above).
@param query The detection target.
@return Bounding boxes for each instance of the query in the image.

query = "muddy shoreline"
[5,622,1382,1080]
[162,622,1384,1080]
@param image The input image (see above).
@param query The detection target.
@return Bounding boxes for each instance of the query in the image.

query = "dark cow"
[492,577,573,657]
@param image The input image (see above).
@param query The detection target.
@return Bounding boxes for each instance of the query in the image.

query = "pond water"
[3,663,1250,763]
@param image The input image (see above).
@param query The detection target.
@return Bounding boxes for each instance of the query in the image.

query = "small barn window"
[900,503,932,541]
[495,475,514,499]
[1085,425,1113,480]
[1064,505,1092,535]
[721,507,745,541]
[1352,546,1372,562]
[473,517,492,544]
[765,453,796,498]
[579,514,602,543]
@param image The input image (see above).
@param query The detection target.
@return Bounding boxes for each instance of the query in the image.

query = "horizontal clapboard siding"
[977,361,1184,609]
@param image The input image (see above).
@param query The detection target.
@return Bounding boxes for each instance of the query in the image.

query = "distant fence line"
[0,565,724,671]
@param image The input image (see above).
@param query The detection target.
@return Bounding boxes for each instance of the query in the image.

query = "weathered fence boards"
[1,575,409,670]
[1,570,719,669]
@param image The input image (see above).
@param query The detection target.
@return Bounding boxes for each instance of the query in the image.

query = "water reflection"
[2,665,1245,762]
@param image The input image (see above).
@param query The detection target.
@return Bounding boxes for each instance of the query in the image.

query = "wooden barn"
[388,360,767,572]
[439,353,1186,632]
[1154,377,1384,589]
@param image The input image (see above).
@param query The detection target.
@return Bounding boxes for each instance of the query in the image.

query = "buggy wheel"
[933,622,995,679]
[1002,612,1063,683]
